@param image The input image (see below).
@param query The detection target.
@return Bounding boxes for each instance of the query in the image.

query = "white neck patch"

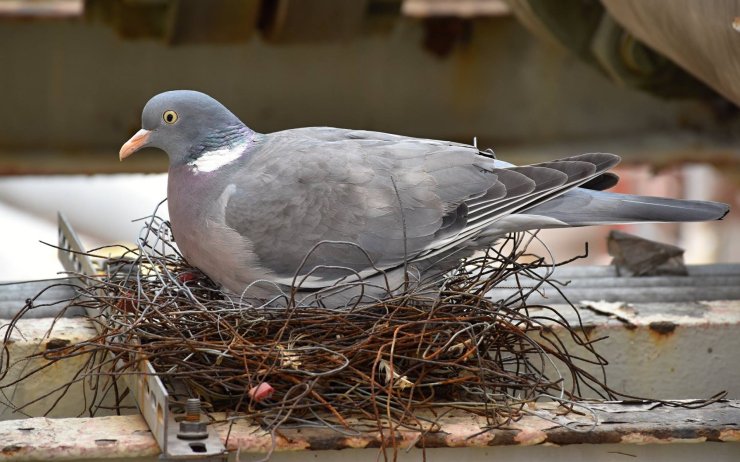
[188,141,248,173]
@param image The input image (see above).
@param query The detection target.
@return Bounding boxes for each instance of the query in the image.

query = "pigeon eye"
[163,110,178,124]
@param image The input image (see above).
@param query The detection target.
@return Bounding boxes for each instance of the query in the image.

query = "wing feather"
[222,127,620,286]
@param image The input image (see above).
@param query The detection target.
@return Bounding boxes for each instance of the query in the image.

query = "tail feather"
[523,189,729,226]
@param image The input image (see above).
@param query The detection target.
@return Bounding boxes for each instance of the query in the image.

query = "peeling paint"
[337,437,372,449]
[220,425,309,453]
[438,421,495,447]
[719,429,740,442]
[513,428,547,445]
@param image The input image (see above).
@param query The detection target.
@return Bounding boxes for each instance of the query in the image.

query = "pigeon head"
[119,90,251,166]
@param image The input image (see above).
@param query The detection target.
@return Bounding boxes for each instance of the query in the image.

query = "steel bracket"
[57,212,227,460]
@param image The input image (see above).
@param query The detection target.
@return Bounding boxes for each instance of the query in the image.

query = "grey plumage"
[120,90,730,302]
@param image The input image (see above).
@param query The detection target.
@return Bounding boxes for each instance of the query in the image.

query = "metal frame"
[57,213,226,460]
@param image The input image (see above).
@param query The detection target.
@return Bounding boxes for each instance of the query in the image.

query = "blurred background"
[0,0,738,281]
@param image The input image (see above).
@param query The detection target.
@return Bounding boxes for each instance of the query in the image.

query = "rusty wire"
[0,212,725,441]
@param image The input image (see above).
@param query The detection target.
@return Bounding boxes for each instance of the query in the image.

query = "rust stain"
[45,338,71,350]
[220,428,308,453]
[43,337,75,360]
[648,321,677,337]
[546,431,621,445]
[305,435,365,451]
[580,325,597,338]
[1,446,22,455]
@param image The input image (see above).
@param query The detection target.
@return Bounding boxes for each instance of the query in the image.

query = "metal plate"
[57,213,226,460]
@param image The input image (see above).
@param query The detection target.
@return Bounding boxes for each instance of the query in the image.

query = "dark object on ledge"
[608,230,688,277]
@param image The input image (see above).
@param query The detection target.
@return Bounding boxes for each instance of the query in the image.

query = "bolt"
[185,398,201,422]
[177,398,208,440]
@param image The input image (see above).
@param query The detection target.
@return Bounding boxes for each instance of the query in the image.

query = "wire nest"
[1,211,724,437]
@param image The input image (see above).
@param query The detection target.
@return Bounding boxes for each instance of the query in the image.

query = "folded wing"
[223,128,622,287]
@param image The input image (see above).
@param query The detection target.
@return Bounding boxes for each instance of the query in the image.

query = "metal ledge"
[2,299,740,420]
[0,401,738,460]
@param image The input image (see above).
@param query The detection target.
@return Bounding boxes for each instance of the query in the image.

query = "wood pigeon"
[120,90,729,303]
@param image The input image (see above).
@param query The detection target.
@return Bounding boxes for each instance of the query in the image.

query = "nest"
[1,211,723,446]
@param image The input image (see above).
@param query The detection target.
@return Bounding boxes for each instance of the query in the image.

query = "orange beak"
[119,129,151,161]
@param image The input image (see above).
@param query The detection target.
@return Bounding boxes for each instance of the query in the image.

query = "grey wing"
[413,153,622,260]
[224,129,620,287]
[222,133,499,287]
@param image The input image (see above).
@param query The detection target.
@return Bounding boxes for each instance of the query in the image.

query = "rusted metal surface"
[0,401,738,459]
